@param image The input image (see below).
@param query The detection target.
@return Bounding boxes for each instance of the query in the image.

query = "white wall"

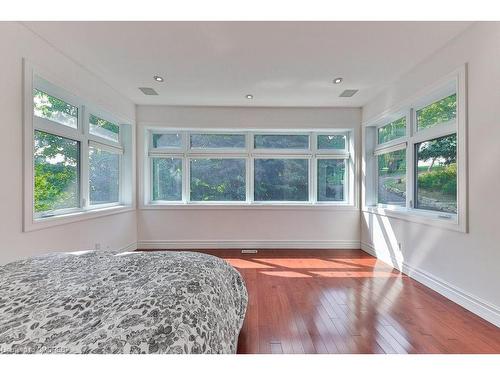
[137,105,361,249]
[0,22,137,265]
[361,22,500,326]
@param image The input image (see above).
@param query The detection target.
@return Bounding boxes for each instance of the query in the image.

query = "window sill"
[362,206,466,233]
[24,205,135,232]
[140,202,359,211]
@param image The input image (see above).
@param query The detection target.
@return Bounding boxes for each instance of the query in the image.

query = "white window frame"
[23,60,133,232]
[363,66,468,232]
[144,128,354,208]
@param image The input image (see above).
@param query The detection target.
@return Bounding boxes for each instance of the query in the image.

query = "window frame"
[144,128,354,207]
[363,66,467,232]
[23,60,133,232]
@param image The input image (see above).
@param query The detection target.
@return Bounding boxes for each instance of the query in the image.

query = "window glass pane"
[254,159,308,201]
[153,133,182,149]
[152,158,182,201]
[34,130,80,213]
[377,149,406,206]
[415,134,457,213]
[190,134,245,149]
[416,94,457,131]
[190,159,246,201]
[377,117,406,144]
[89,114,119,142]
[317,159,345,201]
[254,134,309,149]
[33,89,78,129]
[89,147,120,205]
[317,135,346,150]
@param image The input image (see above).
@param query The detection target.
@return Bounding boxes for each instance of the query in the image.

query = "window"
[190,134,246,149]
[317,134,346,150]
[190,158,246,201]
[89,145,121,205]
[365,68,466,230]
[254,134,309,149]
[416,94,456,131]
[376,148,406,206]
[152,133,182,149]
[89,114,120,143]
[146,130,352,205]
[152,158,182,201]
[415,134,457,213]
[34,130,80,213]
[254,158,309,201]
[33,89,78,129]
[317,159,346,201]
[25,71,131,229]
[377,117,406,144]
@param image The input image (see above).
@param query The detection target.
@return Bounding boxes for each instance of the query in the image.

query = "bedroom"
[1,1,499,373]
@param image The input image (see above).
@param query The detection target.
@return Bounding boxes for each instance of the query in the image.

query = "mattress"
[0,250,248,354]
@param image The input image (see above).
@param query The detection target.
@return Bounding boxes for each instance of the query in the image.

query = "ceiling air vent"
[139,87,159,96]
[339,89,359,98]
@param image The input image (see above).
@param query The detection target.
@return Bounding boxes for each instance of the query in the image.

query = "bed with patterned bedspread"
[0,250,248,354]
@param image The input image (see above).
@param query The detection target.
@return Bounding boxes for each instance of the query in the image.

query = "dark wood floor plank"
[138,248,500,354]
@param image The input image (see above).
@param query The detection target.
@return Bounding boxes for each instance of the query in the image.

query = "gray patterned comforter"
[0,250,248,354]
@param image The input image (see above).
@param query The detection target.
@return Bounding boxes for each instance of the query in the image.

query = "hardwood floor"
[141,249,500,354]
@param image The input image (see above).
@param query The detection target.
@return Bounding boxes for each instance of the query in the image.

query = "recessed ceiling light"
[153,75,164,82]
[246,94,254,99]
[333,77,343,84]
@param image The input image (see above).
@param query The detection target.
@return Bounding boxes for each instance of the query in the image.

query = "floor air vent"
[241,249,258,254]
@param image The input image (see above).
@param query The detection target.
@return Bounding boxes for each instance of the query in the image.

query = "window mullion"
[407,108,415,209]
[80,105,89,209]
[184,156,190,203]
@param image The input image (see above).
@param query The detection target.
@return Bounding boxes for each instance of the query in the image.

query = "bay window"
[145,130,353,206]
[24,66,133,231]
[364,67,467,231]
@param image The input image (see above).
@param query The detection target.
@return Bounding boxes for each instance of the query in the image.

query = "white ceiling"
[23,21,472,107]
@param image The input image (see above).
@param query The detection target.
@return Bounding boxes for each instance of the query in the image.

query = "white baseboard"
[361,241,500,328]
[117,242,138,252]
[137,239,361,250]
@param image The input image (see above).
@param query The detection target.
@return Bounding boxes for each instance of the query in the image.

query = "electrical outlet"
[241,249,258,254]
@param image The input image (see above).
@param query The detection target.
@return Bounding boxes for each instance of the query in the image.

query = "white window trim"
[362,65,468,233]
[23,60,133,232]
[142,128,355,208]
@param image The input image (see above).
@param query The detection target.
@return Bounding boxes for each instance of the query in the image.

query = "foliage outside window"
[148,130,351,204]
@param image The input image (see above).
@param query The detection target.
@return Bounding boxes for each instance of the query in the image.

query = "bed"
[0,250,248,354]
